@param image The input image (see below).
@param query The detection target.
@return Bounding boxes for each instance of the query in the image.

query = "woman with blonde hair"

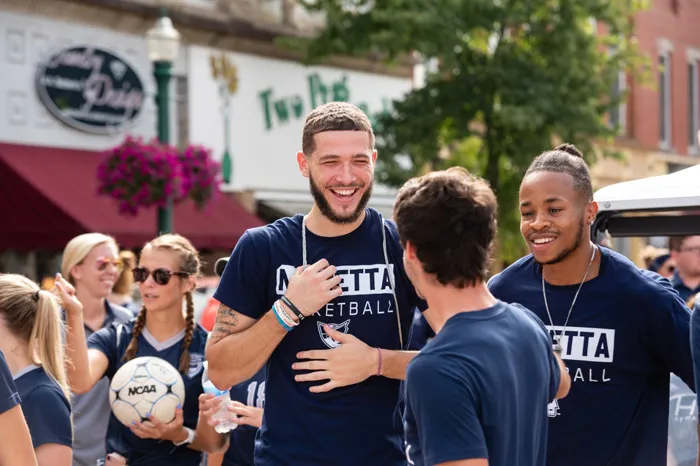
[61,233,133,466]
[110,250,140,315]
[60,234,228,465]
[0,274,72,465]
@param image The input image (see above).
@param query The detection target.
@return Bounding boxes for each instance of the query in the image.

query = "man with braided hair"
[62,234,228,466]
[489,144,695,466]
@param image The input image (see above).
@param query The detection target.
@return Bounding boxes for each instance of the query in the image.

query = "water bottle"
[201,362,237,433]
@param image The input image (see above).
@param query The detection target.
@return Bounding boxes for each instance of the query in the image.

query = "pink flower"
[97,136,221,216]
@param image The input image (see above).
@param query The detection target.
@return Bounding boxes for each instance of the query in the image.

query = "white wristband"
[173,426,195,446]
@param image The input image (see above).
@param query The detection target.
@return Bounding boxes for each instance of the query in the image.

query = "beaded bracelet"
[275,300,298,328]
[272,301,295,331]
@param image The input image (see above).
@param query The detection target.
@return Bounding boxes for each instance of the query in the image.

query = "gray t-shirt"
[668,374,698,466]
[71,302,132,466]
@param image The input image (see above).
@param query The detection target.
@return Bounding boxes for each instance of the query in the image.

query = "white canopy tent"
[592,163,700,237]
[595,164,700,212]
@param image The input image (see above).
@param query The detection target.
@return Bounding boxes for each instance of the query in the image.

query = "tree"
[291,0,649,264]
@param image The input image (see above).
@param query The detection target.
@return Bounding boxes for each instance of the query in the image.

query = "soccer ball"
[109,356,186,427]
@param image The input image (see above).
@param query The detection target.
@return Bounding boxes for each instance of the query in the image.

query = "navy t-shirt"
[14,366,72,449]
[222,367,266,466]
[0,350,20,414]
[672,273,700,304]
[407,310,434,350]
[403,302,558,466]
[88,320,208,466]
[489,247,695,466]
[214,208,426,466]
[689,296,700,465]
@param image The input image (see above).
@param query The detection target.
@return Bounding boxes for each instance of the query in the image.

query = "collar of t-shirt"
[12,364,40,381]
[83,300,118,336]
[671,272,700,301]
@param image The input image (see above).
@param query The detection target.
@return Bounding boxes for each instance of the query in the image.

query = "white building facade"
[187,45,415,219]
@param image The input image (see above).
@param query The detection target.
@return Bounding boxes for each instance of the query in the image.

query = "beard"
[309,174,373,225]
[536,217,585,266]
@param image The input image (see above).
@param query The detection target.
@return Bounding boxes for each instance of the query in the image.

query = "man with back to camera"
[395,167,570,466]
[205,102,429,465]
[488,143,696,466]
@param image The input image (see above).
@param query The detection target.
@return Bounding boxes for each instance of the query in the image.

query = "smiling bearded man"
[206,102,430,466]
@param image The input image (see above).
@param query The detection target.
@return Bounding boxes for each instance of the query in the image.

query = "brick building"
[591,0,700,259]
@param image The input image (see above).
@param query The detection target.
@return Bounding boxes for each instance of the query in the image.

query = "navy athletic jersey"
[403,302,557,466]
[0,350,20,414]
[689,296,700,466]
[489,246,695,466]
[214,208,427,466]
[407,310,434,350]
[88,320,208,466]
[14,366,72,449]
[69,300,133,466]
[222,367,266,466]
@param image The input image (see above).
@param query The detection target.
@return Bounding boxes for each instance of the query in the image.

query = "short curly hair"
[301,102,375,156]
[394,167,498,288]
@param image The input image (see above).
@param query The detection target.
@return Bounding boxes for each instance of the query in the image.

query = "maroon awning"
[0,142,265,250]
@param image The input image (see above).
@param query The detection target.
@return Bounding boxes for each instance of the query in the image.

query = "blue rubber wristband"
[272,303,293,331]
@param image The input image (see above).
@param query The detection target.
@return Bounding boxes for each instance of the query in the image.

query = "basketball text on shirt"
[546,325,614,417]
[276,263,397,317]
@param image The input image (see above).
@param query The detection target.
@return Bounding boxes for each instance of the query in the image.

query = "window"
[608,46,626,134]
[658,47,673,149]
[687,49,700,153]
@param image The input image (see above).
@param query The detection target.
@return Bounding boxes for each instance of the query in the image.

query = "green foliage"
[292,0,650,264]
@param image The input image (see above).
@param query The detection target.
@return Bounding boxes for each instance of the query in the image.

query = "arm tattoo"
[209,304,239,344]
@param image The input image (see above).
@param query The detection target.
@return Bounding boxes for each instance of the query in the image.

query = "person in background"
[0,348,37,466]
[61,233,133,466]
[0,274,72,466]
[669,236,700,303]
[650,252,676,280]
[110,250,140,316]
[61,234,228,465]
[203,257,266,466]
[640,245,676,279]
[397,167,570,466]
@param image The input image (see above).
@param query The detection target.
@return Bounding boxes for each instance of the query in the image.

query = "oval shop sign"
[35,46,145,134]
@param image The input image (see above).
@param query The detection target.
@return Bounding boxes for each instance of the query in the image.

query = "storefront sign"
[258,73,392,131]
[189,46,413,192]
[35,46,145,134]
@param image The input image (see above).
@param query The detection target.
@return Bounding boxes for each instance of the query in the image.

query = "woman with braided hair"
[61,234,228,466]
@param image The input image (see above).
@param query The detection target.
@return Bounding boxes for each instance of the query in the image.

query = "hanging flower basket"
[178,144,223,211]
[97,136,182,216]
[97,136,223,216]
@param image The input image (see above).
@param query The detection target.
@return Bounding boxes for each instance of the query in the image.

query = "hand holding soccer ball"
[129,408,186,442]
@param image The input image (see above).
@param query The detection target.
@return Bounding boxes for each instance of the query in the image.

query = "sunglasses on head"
[132,267,190,286]
[96,257,123,272]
